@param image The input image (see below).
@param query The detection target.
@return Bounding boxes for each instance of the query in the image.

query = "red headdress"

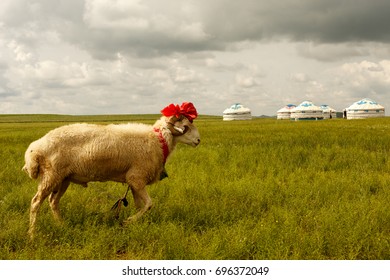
[161,102,198,122]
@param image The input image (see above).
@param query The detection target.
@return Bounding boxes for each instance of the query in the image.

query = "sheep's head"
[167,115,200,147]
[161,102,200,147]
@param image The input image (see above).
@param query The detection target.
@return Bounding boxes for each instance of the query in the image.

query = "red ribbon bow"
[161,102,198,123]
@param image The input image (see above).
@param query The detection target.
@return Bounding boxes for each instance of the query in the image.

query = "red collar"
[154,128,170,164]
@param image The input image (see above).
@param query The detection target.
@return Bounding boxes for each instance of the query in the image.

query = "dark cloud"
[3,0,390,59]
[272,0,390,43]
[82,0,390,58]
[203,0,390,43]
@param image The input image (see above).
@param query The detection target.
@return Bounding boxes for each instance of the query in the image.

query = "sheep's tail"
[22,149,42,180]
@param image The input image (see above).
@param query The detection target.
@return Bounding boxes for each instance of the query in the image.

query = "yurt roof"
[223,103,251,114]
[292,101,322,112]
[277,104,296,113]
[320,105,336,112]
[347,98,384,110]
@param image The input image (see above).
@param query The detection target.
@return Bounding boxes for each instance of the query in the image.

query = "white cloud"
[290,73,311,83]
[173,66,204,84]
[235,74,258,88]
[337,60,390,96]
[7,40,35,62]
[84,0,149,30]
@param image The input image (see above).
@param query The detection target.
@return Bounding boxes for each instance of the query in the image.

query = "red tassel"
[161,103,181,118]
[179,102,198,122]
[161,102,198,122]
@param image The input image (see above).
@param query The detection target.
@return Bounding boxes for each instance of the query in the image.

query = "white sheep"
[23,102,200,237]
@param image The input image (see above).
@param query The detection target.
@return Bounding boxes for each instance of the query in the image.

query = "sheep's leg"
[131,186,143,210]
[125,186,152,224]
[28,184,52,238]
[49,179,70,222]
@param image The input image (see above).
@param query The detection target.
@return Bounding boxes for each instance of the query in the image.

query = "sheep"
[22,102,200,237]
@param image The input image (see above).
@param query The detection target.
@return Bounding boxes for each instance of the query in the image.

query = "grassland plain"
[1,115,390,260]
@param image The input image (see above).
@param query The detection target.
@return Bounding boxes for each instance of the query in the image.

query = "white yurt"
[321,105,337,119]
[223,103,252,121]
[290,100,323,121]
[277,104,296,120]
[345,98,385,119]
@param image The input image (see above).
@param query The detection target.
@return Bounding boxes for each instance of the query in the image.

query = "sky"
[1,0,390,116]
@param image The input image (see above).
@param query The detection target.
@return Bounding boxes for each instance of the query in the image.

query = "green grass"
[1,115,390,259]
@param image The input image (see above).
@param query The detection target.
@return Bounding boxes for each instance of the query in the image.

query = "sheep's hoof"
[122,215,139,227]
[121,219,132,227]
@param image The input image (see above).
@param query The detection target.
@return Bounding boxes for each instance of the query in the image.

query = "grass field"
[1,115,390,260]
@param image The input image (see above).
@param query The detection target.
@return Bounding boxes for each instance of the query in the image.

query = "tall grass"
[1,116,390,259]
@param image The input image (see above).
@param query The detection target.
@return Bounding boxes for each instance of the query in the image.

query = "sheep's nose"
[193,138,200,146]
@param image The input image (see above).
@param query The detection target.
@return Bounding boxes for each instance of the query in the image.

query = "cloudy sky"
[1,0,390,116]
